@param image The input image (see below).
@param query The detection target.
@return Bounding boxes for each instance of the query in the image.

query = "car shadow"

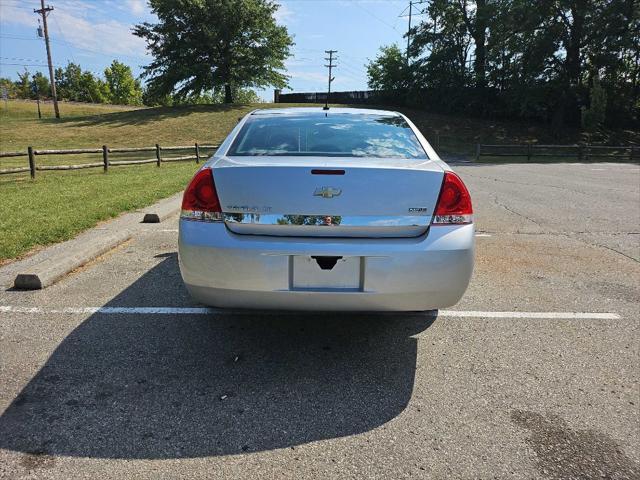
[44,103,246,127]
[0,254,435,459]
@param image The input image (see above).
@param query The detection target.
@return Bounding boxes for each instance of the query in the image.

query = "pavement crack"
[486,196,639,263]
[571,237,640,264]
[491,194,546,230]
[463,172,592,197]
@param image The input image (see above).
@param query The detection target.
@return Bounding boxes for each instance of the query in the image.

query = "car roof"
[250,107,401,117]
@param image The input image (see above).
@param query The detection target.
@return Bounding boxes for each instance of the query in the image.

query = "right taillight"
[432,171,473,225]
[180,168,222,222]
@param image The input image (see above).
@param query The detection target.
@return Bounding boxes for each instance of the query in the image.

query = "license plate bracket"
[290,256,363,291]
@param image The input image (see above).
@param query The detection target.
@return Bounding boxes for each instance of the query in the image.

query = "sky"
[0,0,414,101]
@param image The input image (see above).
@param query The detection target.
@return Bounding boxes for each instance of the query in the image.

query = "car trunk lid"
[213,156,444,238]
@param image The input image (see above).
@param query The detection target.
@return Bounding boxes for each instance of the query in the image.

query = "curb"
[1,192,183,290]
[14,231,132,290]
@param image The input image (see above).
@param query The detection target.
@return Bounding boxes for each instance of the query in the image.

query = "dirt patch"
[511,409,639,479]
[20,451,56,471]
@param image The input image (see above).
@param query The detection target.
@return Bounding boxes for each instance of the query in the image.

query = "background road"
[0,162,638,479]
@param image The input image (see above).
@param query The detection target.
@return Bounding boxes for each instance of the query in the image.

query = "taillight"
[433,171,473,225]
[180,168,222,222]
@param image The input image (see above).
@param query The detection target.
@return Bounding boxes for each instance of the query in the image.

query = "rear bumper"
[178,221,474,311]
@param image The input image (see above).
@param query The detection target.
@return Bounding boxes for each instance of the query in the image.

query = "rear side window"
[227,113,428,159]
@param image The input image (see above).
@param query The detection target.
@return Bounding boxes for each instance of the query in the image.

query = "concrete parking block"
[140,192,182,223]
[1,193,183,290]
[14,230,131,290]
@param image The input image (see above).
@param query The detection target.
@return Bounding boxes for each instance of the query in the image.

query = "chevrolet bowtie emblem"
[313,186,342,199]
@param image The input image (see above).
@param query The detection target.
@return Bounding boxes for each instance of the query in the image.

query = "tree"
[143,86,262,106]
[55,62,83,101]
[456,0,494,88]
[55,62,112,103]
[79,71,110,104]
[31,72,50,99]
[104,60,143,105]
[581,74,607,132]
[410,0,472,90]
[366,45,408,93]
[370,0,638,127]
[134,0,293,103]
[0,77,17,98]
[16,69,31,99]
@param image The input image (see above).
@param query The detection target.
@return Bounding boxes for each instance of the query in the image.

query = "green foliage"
[104,60,143,105]
[55,62,83,101]
[410,0,472,90]
[225,88,263,104]
[368,0,639,127]
[80,71,111,104]
[31,72,50,99]
[366,45,408,93]
[134,0,293,103]
[143,86,263,106]
[0,77,17,98]
[581,75,607,132]
[16,70,31,99]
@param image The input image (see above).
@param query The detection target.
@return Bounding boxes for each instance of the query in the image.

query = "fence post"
[475,143,481,162]
[155,143,161,166]
[195,143,200,164]
[102,145,109,172]
[629,146,636,163]
[585,143,590,162]
[27,146,35,179]
[526,142,532,162]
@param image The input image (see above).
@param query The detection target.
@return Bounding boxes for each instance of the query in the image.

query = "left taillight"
[180,168,222,222]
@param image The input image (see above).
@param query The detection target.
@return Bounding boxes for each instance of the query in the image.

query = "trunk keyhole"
[311,256,343,270]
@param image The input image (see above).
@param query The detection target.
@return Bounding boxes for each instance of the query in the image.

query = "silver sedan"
[179,107,474,311]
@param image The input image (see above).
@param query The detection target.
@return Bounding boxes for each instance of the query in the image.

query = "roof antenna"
[323,50,337,111]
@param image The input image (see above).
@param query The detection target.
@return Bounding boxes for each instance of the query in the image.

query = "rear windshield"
[227,113,428,159]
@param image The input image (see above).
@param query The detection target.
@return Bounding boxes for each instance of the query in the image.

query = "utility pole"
[34,0,60,118]
[324,50,337,110]
[32,75,42,119]
[401,0,428,65]
[406,1,412,64]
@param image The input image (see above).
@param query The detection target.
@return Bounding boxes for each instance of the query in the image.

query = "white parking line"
[440,310,620,319]
[0,306,620,319]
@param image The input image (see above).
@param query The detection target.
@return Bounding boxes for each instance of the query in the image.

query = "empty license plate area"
[290,256,363,291]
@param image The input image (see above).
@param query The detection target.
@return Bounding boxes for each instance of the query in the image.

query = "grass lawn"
[0,163,198,261]
[0,100,297,262]
[0,99,299,152]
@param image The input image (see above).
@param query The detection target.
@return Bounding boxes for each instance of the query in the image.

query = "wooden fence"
[0,143,219,178]
[475,143,639,162]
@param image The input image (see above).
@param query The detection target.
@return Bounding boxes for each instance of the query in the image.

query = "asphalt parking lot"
[0,162,638,479]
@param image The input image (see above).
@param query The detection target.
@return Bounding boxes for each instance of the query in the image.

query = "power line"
[353,2,401,33]
[0,35,149,62]
[0,62,51,67]
[0,34,41,40]
[0,56,47,63]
